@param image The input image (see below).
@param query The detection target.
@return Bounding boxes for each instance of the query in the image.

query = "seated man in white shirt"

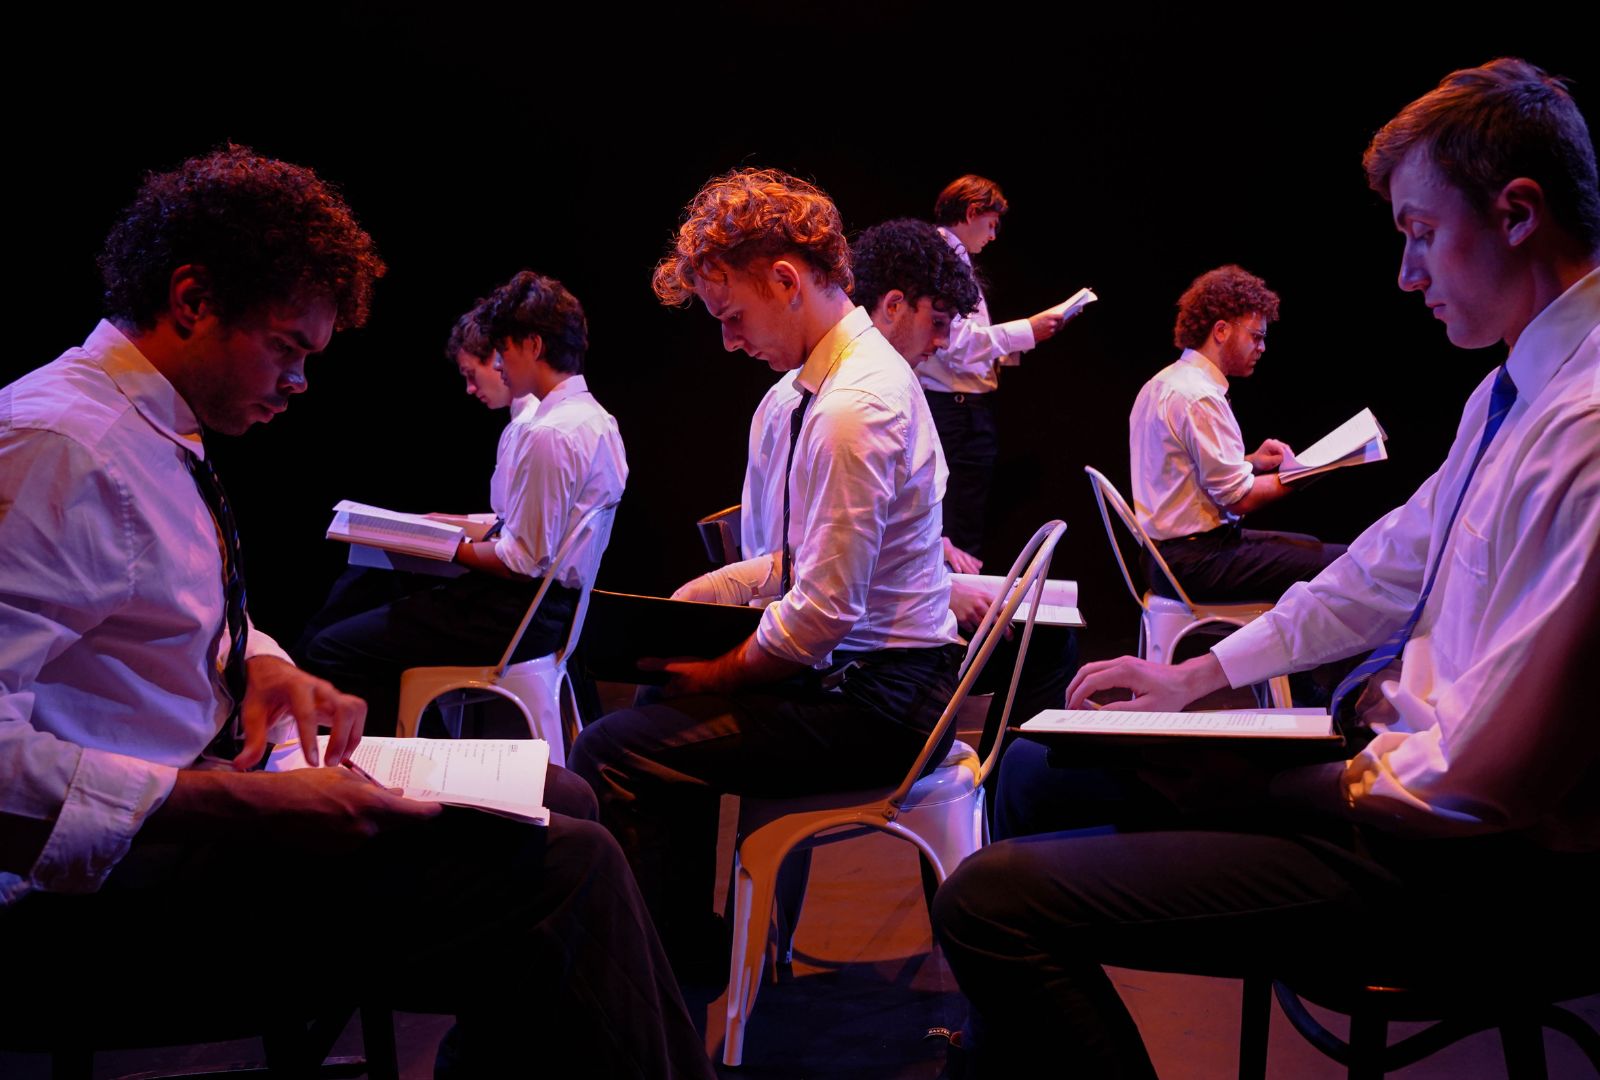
[569,171,967,969]
[1129,264,1345,602]
[291,306,539,663]
[0,148,709,1078]
[919,174,1075,560]
[300,270,628,734]
[681,217,1078,748]
[933,58,1599,1078]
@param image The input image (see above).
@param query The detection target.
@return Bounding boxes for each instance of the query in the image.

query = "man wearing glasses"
[1128,264,1343,602]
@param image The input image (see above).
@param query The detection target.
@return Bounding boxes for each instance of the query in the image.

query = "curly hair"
[1364,58,1600,250]
[933,174,1009,227]
[476,270,588,375]
[1172,266,1281,350]
[652,168,852,306]
[444,304,492,362]
[99,144,385,331]
[852,218,980,318]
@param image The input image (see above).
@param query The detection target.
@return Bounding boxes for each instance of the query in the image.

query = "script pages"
[268,735,551,824]
[1279,408,1388,484]
[326,500,464,560]
[949,573,1085,627]
[1022,708,1334,739]
[1045,287,1099,321]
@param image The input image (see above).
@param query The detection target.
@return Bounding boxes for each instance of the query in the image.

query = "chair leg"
[1238,976,1271,1080]
[1499,1018,1549,1080]
[1348,1009,1388,1080]
[360,1005,400,1080]
[723,849,784,1068]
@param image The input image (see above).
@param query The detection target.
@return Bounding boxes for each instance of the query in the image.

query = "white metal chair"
[1084,466,1291,708]
[395,501,619,769]
[720,520,1067,1067]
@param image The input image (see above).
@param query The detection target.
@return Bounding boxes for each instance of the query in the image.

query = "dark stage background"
[10,10,1593,657]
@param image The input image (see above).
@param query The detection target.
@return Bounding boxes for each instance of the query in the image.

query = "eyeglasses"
[1228,321,1268,345]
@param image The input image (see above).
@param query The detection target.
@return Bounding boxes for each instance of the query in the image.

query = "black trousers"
[935,738,1599,1079]
[567,644,963,959]
[2,767,715,1080]
[1149,523,1346,603]
[925,390,1000,557]
[297,567,578,736]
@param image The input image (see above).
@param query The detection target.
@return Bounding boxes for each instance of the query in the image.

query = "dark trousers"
[297,567,578,736]
[935,738,1598,1079]
[2,767,715,1080]
[567,644,963,959]
[1149,524,1346,603]
[925,390,999,557]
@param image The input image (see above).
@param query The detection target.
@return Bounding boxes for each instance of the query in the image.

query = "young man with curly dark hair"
[1127,263,1345,602]
[570,171,967,974]
[934,58,1598,1078]
[0,146,711,1080]
[298,269,627,732]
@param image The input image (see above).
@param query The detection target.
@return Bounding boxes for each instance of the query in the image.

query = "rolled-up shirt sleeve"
[757,392,901,666]
[1175,393,1255,509]
[940,314,1036,380]
[1,431,178,898]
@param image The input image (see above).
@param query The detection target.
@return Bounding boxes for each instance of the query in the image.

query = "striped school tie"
[187,449,253,763]
[781,388,815,595]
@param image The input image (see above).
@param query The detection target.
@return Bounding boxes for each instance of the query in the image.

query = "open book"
[950,573,1085,628]
[268,735,551,824]
[1280,408,1388,484]
[326,499,464,561]
[1019,708,1344,763]
[1045,287,1098,321]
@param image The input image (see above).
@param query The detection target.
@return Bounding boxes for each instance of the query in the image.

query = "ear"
[168,265,214,338]
[770,258,803,301]
[965,204,982,226]
[882,288,907,317]
[1498,177,1546,249]
[1211,319,1231,344]
[526,334,546,364]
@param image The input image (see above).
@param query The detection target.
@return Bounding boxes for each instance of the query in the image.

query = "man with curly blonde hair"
[571,169,965,970]
[1128,264,1344,602]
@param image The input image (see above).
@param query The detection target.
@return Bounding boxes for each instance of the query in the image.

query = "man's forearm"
[1228,474,1290,515]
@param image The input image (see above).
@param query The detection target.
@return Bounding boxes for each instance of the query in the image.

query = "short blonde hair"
[652,168,852,306]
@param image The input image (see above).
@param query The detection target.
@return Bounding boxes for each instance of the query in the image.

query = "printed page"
[269,736,550,824]
[1281,408,1387,474]
[1045,287,1098,320]
[951,573,1085,627]
[326,500,464,560]
[1022,708,1333,738]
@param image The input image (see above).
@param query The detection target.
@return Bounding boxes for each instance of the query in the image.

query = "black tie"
[781,388,815,595]
[1330,365,1518,728]
[186,449,251,762]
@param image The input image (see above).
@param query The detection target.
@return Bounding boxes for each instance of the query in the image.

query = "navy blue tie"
[187,450,252,762]
[1330,366,1518,726]
[781,388,815,596]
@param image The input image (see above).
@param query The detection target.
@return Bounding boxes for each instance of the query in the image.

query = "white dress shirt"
[492,374,628,588]
[488,392,540,517]
[915,227,1036,395]
[1,321,293,903]
[1128,348,1256,539]
[739,369,801,558]
[756,307,961,666]
[1213,269,1600,847]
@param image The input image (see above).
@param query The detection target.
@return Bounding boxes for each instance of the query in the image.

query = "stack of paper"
[950,574,1085,627]
[326,499,464,560]
[1280,408,1388,483]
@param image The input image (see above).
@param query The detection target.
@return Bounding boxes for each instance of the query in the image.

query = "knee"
[993,739,1055,838]
[932,843,1021,956]
[543,765,599,821]
[566,710,637,785]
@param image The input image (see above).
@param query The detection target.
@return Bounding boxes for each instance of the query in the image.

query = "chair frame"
[696,502,743,566]
[720,520,1067,1066]
[1084,466,1292,708]
[396,500,619,767]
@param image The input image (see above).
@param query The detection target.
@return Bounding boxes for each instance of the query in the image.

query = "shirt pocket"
[1435,513,1493,667]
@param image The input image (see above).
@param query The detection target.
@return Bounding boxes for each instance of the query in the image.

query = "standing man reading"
[919,174,1074,564]
[0,147,710,1080]
[570,171,965,966]
[934,58,1598,1078]
[1130,264,1345,601]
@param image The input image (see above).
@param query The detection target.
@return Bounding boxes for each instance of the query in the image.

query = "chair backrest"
[493,499,620,675]
[884,520,1067,810]
[1083,465,1196,612]
[697,503,743,566]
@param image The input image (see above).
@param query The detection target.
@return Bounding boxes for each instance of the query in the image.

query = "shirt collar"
[1504,265,1600,399]
[1179,347,1229,391]
[937,225,972,266]
[795,307,874,395]
[533,373,590,418]
[83,319,206,459]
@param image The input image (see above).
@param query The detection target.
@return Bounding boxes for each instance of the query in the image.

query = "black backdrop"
[9,8,1593,654]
